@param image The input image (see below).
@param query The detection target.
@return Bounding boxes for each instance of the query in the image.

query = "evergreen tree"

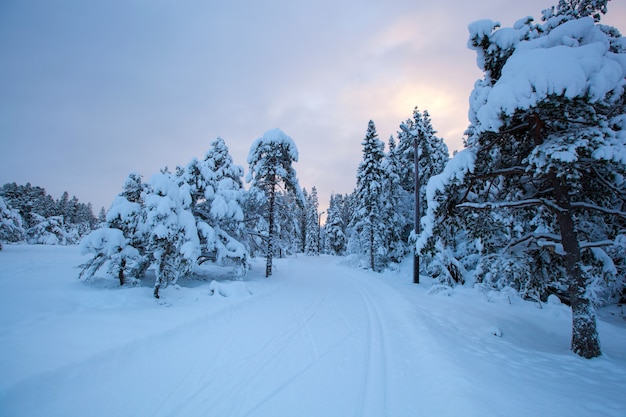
[350,120,386,271]
[299,188,309,253]
[325,193,347,256]
[97,207,107,225]
[0,196,24,248]
[274,190,303,257]
[380,135,408,263]
[246,128,303,277]
[305,186,320,255]
[144,173,199,298]
[80,172,149,285]
[26,214,67,245]
[183,137,248,273]
[396,107,449,237]
[419,0,625,358]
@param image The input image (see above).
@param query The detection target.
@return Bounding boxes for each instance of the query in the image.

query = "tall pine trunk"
[266,179,275,277]
[531,115,600,358]
[553,175,601,358]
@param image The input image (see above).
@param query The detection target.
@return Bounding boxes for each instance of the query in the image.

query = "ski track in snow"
[0,249,460,417]
[1,246,626,417]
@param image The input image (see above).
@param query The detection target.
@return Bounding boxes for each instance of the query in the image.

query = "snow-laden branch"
[570,202,626,219]
[506,232,562,250]
[458,198,564,213]
[580,240,614,249]
[469,166,527,179]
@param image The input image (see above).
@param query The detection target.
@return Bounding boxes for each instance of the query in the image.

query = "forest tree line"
[0,183,100,246]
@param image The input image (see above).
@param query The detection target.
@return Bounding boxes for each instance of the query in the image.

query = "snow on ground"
[0,245,625,417]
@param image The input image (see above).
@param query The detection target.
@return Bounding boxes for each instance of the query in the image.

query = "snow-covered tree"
[380,135,408,263]
[419,0,625,358]
[0,196,24,248]
[298,188,309,253]
[26,214,68,245]
[325,193,347,256]
[183,137,248,273]
[396,107,449,238]
[144,173,199,298]
[80,172,150,284]
[79,227,140,286]
[304,186,321,255]
[350,120,386,271]
[274,190,303,257]
[247,128,303,277]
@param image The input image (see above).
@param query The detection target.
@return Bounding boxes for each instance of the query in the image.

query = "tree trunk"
[369,221,375,271]
[553,175,601,358]
[531,114,600,358]
[118,257,126,286]
[266,180,275,277]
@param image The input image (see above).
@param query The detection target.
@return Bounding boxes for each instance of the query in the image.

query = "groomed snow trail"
[0,253,467,417]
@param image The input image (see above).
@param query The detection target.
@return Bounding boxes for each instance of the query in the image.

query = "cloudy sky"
[2,0,625,214]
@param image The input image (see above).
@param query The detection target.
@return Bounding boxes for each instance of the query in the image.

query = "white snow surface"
[1,245,626,417]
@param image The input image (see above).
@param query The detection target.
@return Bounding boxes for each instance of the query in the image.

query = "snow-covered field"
[1,245,625,417]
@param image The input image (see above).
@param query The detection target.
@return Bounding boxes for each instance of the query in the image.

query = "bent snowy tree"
[418,0,626,359]
[246,129,303,277]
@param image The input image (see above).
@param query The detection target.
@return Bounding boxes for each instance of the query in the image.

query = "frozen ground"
[0,245,625,417]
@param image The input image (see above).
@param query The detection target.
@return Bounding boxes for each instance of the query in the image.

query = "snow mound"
[208,280,252,297]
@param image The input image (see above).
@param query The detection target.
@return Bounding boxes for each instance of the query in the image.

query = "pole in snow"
[402,123,420,284]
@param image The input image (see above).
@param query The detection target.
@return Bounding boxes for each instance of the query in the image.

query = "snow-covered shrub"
[79,227,141,285]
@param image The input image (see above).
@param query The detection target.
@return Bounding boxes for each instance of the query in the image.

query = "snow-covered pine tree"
[144,172,199,298]
[26,214,67,245]
[0,196,24,248]
[350,120,386,271]
[396,107,449,239]
[305,186,320,255]
[419,0,625,358]
[325,193,347,256]
[246,128,303,277]
[380,135,408,263]
[299,188,309,253]
[80,172,149,285]
[274,189,303,257]
[183,137,248,274]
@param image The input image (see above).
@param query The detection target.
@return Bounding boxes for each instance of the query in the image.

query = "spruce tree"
[381,135,408,263]
[305,186,320,255]
[325,194,347,256]
[351,120,386,271]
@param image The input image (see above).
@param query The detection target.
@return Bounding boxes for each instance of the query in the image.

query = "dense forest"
[0,183,100,246]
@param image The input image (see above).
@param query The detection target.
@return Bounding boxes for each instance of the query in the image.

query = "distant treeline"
[0,182,100,245]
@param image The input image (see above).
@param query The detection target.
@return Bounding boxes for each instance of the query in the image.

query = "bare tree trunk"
[553,175,601,358]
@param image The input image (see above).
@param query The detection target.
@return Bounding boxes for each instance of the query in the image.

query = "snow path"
[0,251,465,417]
[1,246,625,417]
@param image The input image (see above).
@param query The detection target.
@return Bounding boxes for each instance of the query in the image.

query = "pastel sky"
[2,0,625,213]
